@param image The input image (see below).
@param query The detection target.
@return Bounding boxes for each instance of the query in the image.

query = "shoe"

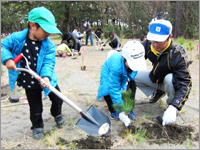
[149,90,166,103]
[110,112,119,120]
[128,111,137,120]
[32,128,44,140]
[55,114,64,126]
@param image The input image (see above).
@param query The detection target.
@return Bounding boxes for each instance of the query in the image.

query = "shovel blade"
[76,105,111,136]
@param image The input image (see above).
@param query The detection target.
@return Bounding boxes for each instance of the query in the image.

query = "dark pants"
[104,95,115,113]
[25,85,63,129]
[104,80,137,114]
[109,40,121,49]
[127,80,137,100]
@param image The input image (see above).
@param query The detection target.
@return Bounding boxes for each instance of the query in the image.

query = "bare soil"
[1,41,199,149]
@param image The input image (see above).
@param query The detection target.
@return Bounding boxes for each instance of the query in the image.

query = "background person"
[82,20,93,46]
[151,13,164,22]
[72,27,84,48]
[102,31,121,49]
[140,35,147,42]
[94,27,104,50]
[62,31,81,54]
[56,40,74,57]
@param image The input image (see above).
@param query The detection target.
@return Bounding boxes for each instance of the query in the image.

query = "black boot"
[32,128,44,140]
[54,114,64,127]
[149,89,166,103]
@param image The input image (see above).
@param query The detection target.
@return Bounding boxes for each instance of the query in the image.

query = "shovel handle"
[14,53,23,63]
[13,53,83,113]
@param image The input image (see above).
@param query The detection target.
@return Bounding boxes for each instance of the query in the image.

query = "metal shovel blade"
[76,105,111,136]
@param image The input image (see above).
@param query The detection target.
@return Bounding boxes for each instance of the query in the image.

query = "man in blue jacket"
[1,7,64,140]
[97,40,147,127]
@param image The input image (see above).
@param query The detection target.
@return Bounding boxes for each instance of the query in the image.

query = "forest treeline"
[1,1,199,39]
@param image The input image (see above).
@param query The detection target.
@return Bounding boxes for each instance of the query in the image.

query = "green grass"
[134,127,147,144]
[186,136,193,149]
[122,127,147,145]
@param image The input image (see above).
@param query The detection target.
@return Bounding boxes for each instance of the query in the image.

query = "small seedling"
[113,89,135,115]
[134,127,147,144]
[44,129,61,147]
[186,136,193,149]
[122,127,147,145]
[121,128,135,144]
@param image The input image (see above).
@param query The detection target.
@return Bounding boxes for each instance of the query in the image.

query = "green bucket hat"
[28,6,62,35]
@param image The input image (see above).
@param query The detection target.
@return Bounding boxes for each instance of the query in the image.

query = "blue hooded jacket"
[97,52,137,106]
[1,28,58,97]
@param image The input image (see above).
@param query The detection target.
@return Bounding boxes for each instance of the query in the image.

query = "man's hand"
[5,59,18,71]
[40,77,50,88]
[119,112,131,127]
[162,105,178,126]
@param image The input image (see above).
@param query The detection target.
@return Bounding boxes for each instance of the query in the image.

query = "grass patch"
[43,129,61,147]
[67,116,76,127]
[186,136,193,149]
[122,127,147,145]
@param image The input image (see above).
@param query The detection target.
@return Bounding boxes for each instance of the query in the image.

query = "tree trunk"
[183,1,189,38]
[62,4,70,33]
[174,1,183,38]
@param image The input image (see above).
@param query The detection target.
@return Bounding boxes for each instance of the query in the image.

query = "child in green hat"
[1,6,64,140]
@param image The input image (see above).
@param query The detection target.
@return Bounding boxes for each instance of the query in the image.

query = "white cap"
[147,20,172,42]
[121,40,147,71]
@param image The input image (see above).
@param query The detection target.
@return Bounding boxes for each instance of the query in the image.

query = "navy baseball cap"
[157,13,162,18]
[147,20,172,42]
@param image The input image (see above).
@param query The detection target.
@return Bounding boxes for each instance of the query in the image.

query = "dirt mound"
[58,135,113,149]
[127,122,198,145]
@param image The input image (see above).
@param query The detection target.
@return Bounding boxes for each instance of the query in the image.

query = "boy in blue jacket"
[97,40,147,127]
[1,7,64,140]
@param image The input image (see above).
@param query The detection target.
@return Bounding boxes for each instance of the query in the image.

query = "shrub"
[176,36,185,45]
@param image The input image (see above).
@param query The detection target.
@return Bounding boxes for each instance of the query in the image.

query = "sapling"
[113,89,135,115]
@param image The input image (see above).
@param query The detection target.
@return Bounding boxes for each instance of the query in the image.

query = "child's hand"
[41,77,50,88]
[119,112,131,127]
[5,59,18,71]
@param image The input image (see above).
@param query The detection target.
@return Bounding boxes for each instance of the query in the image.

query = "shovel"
[14,53,111,136]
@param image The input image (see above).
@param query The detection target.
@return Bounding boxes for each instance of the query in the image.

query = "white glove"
[119,112,131,127]
[83,31,86,34]
[162,105,178,126]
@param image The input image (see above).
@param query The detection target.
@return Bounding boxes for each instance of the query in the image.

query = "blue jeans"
[85,34,93,46]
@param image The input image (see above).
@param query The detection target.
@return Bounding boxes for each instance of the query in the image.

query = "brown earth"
[1,40,199,149]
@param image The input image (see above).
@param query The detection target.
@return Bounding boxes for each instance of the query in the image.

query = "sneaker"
[128,111,137,120]
[149,90,166,103]
[32,128,44,140]
[110,112,119,120]
[55,114,64,126]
